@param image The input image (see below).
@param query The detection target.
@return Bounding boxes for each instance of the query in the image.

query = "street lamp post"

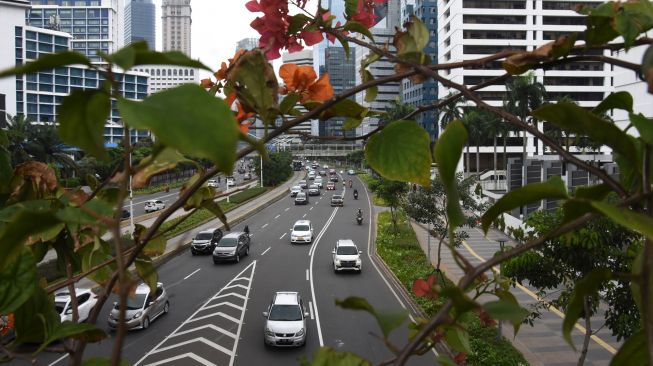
[128,146,135,237]
[496,238,507,340]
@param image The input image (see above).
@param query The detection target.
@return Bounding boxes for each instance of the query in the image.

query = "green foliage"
[367,175,408,231]
[58,89,111,160]
[101,41,210,71]
[0,51,91,78]
[609,329,650,366]
[0,250,37,315]
[301,346,371,366]
[336,297,408,338]
[228,50,279,125]
[253,151,292,187]
[434,120,468,230]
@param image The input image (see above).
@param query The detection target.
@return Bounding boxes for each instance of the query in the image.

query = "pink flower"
[350,0,387,29]
[301,30,324,46]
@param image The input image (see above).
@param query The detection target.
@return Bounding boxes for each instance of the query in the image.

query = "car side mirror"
[262,311,269,317]
[359,251,362,254]
[332,249,336,254]
[304,311,310,318]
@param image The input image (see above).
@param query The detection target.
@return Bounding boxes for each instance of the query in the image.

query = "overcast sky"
[151,0,319,77]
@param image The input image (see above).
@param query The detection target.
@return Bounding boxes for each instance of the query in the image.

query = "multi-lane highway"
[39,173,437,366]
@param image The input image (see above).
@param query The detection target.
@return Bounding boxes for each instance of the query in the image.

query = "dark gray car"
[213,232,251,264]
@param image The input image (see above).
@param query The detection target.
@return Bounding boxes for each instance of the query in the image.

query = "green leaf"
[335,297,407,338]
[56,200,112,228]
[481,176,569,234]
[629,113,653,145]
[591,201,653,240]
[642,44,653,94]
[58,89,111,160]
[135,255,158,295]
[562,268,612,348]
[342,117,362,131]
[143,234,166,257]
[361,52,381,69]
[445,326,471,353]
[434,120,468,228]
[14,286,61,344]
[365,120,432,186]
[0,210,61,271]
[0,249,37,315]
[362,70,378,103]
[280,93,300,114]
[228,50,279,124]
[38,322,107,353]
[483,299,529,336]
[0,146,11,192]
[321,99,368,120]
[80,238,115,287]
[288,14,311,34]
[101,41,149,70]
[300,346,371,366]
[104,41,210,71]
[573,184,613,200]
[593,92,633,115]
[609,329,649,366]
[344,0,358,19]
[118,84,240,173]
[441,287,478,315]
[0,51,91,77]
[202,200,230,231]
[344,21,374,41]
[133,146,192,189]
[532,102,639,164]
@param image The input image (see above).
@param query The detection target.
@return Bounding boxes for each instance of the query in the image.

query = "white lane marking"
[183,268,201,280]
[145,352,217,366]
[302,213,307,218]
[315,201,319,205]
[309,207,313,211]
[275,214,280,219]
[149,337,233,357]
[308,206,339,347]
[134,261,257,366]
[280,233,287,240]
[261,246,271,255]
[48,354,68,366]
[170,324,237,340]
[309,301,315,320]
[306,269,309,281]
[284,207,290,211]
[261,223,268,229]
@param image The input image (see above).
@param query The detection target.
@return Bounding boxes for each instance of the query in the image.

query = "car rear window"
[333,195,342,199]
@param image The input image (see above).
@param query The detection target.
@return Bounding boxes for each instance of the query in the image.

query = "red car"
[326,182,336,190]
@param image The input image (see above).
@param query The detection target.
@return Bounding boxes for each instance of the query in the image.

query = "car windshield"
[292,186,300,190]
[217,237,238,247]
[294,225,310,231]
[195,233,213,240]
[297,193,306,198]
[309,186,317,189]
[268,304,302,321]
[333,195,342,199]
[55,301,67,314]
[115,294,147,310]
[337,246,358,255]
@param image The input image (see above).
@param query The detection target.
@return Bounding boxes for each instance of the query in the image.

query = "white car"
[55,288,98,323]
[332,239,362,273]
[144,200,165,213]
[263,292,309,347]
[226,177,236,187]
[290,186,302,197]
[291,220,313,244]
[207,179,219,188]
[347,169,356,175]
[314,178,323,189]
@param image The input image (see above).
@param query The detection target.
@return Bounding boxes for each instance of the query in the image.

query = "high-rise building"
[438,0,614,172]
[313,0,347,75]
[321,46,357,139]
[162,0,191,56]
[132,65,198,94]
[281,50,316,138]
[401,0,438,140]
[26,0,124,62]
[124,0,155,50]
[236,37,258,52]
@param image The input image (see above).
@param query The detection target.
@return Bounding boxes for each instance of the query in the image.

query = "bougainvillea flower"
[300,30,324,46]
[215,49,247,81]
[279,64,334,103]
[225,92,256,134]
[350,0,387,29]
[200,78,215,88]
[0,314,14,336]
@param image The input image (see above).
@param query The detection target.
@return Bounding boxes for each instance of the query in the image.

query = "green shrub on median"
[375,211,528,366]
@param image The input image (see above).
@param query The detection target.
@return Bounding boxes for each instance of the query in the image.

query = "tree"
[439,92,466,130]
[378,98,415,128]
[482,111,506,188]
[253,150,292,187]
[4,114,33,167]
[346,150,365,168]
[368,176,408,232]
[403,173,485,270]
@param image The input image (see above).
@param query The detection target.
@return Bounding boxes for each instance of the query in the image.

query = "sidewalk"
[67,171,304,289]
[410,223,620,366]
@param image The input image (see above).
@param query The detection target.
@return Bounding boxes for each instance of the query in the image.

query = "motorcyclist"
[356,208,362,218]
[348,180,352,188]
[353,189,358,199]
[244,225,250,237]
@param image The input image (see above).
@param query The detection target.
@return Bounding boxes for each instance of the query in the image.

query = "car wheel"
[333,265,338,273]
[163,302,170,314]
[245,246,250,256]
[191,250,196,256]
[142,316,150,330]
[235,254,240,263]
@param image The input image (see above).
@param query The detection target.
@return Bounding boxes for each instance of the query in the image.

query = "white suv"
[55,288,98,323]
[263,292,309,347]
[207,179,219,188]
[291,220,313,244]
[144,200,165,213]
[332,239,362,273]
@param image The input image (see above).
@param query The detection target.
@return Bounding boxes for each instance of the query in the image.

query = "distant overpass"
[279,143,363,157]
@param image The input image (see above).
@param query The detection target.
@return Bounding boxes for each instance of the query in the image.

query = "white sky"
[152,0,319,78]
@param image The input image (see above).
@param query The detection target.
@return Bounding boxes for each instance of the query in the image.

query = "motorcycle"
[356,216,363,225]
[353,191,358,200]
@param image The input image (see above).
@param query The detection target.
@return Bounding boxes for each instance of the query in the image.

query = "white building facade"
[161,0,191,55]
[132,65,198,94]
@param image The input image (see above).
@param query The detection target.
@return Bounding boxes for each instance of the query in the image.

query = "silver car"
[107,283,169,330]
[263,292,309,347]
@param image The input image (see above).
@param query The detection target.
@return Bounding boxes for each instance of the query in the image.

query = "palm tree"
[439,92,466,130]
[461,108,486,174]
[481,112,505,188]
[23,123,79,176]
[4,114,33,166]
[504,73,547,214]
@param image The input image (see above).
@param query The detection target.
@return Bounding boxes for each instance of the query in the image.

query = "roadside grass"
[375,211,528,366]
[358,173,389,207]
[133,180,187,196]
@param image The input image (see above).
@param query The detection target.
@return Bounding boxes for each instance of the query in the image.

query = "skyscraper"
[124,0,155,50]
[26,0,124,62]
[235,37,258,53]
[162,0,191,56]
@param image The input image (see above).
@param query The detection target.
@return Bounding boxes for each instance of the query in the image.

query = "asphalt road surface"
[36,173,437,366]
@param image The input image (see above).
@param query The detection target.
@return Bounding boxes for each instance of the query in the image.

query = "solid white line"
[306,269,309,281]
[261,223,268,229]
[309,301,315,320]
[261,246,271,255]
[279,233,287,240]
[183,268,201,280]
[275,214,280,219]
[48,354,68,366]
[229,261,256,366]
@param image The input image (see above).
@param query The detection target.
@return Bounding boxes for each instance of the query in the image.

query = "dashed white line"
[261,223,268,229]
[279,233,287,240]
[284,207,290,211]
[274,214,280,219]
[315,201,319,205]
[261,246,271,255]
[309,207,313,211]
[302,213,307,218]
[309,301,315,320]
[306,269,309,281]
[183,268,201,280]
[48,354,68,366]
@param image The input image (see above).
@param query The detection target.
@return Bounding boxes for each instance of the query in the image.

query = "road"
[123,169,256,217]
[37,173,437,366]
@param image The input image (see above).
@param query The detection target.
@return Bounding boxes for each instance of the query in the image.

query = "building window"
[463,15,526,24]
[463,0,526,9]
[543,16,586,26]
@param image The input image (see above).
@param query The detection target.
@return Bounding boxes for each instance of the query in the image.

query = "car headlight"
[356,258,362,264]
[265,328,275,336]
[295,328,305,337]
[132,311,142,320]
[334,259,341,265]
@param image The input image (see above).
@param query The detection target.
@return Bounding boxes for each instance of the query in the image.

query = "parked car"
[207,179,220,188]
[263,292,309,347]
[330,194,344,207]
[326,182,336,190]
[332,239,362,273]
[294,192,309,205]
[299,180,308,189]
[243,173,252,180]
[290,185,302,197]
[308,184,320,196]
[144,200,165,213]
[212,232,251,263]
[190,228,223,255]
[108,282,169,331]
[347,169,356,175]
[291,220,314,244]
[55,288,98,323]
